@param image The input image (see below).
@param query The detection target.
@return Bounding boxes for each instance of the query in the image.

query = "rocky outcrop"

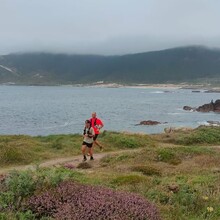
[207,121,220,126]
[137,120,167,125]
[183,99,220,113]
[197,99,220,112]
[183,106,195,111]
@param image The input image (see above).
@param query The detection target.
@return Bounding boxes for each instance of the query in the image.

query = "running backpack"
[83,126,93,138]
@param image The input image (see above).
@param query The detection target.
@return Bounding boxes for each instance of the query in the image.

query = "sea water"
[0,85,219,135]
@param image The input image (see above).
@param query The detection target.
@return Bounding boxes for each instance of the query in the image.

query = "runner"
[81,120,95,161]
[90,112,104,151]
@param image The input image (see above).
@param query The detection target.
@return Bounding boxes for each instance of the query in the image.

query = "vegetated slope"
[0,46,220,84]
[0,127,220,219]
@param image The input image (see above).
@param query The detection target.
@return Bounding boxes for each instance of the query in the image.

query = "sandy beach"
[88,82,220,90]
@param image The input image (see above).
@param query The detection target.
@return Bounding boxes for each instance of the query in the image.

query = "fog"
[1,0,220,55]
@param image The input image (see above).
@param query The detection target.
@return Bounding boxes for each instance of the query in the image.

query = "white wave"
[150,91,164,94]
[44,121,75,130]
[167,112,184,115]
[197,121,210,126]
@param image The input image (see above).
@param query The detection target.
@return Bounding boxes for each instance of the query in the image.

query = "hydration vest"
[83,126,93,138]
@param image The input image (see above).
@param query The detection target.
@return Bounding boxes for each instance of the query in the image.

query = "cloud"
[0,0,220,55]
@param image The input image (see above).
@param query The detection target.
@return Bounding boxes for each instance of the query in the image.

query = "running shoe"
[83,155,87,161]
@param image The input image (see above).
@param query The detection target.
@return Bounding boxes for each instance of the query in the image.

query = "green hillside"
[0,46,220,85]
[0,127,220,219]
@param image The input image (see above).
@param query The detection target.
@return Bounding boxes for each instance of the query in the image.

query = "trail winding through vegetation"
[0,149,141,175]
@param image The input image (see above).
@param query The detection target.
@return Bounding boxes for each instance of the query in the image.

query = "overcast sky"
[1,0,220,55]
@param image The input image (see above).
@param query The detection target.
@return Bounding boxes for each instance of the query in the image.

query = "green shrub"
[157,148,182,165]
[0,191,15,210]
[176,146,215,156]
[5,170,36,198]
[145,189,170,205]
[176,127,220,145]
[100,153,135,166]
[102,131,155,150]
[0,144,33,166]
[15,210,36,220]
[132,165,161,176]
[111,175,145,186]
[51,140,63,150]
[171,184,203,214]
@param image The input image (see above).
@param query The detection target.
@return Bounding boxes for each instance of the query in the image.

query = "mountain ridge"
[0,46,220,85]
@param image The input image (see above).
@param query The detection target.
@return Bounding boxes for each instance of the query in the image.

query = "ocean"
[0,85,219,136]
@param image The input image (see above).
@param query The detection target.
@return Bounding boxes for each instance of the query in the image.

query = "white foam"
[197,121,209,126]
[150,91,164,94]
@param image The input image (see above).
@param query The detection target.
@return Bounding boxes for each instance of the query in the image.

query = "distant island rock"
[183,99,220,113]
[136,120,168,126]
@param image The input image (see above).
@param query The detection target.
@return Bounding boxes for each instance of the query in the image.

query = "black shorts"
[93,134,99,141]
[82,141,93,148]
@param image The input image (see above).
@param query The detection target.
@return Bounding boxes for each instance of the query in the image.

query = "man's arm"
[97,118,104,129]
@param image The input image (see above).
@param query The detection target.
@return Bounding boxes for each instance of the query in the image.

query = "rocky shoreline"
[183,99,220,113]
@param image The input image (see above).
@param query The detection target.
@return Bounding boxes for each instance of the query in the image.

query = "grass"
[0,131,154,168]
[152,126,220,146]
[0,127,220,219]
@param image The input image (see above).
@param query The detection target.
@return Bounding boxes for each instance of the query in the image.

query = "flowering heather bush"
[26,180,161,220]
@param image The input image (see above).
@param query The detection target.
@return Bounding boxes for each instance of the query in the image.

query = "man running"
[90,112,104,151]
[81,120,95,161]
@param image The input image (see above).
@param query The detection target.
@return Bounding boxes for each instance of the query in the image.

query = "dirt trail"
[0,149,141,175]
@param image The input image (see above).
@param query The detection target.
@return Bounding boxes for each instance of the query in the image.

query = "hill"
[0,46,220,85]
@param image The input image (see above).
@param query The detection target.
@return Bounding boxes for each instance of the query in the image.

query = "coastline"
[88,83,220,90]
[1,82,220,90]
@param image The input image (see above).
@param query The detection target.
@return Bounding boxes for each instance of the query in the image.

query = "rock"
[183,99,220,113]
[207,121,220,126]
[168,184,179,193]
[183,106,194,111]
[192,90,201,93]
[196,103,214,112]
[212,168,220,173]
[0,174,6,183]
[140,120,161,125]
[196,99,220,112]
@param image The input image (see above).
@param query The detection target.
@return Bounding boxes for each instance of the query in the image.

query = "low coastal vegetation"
[0,127,220,219]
